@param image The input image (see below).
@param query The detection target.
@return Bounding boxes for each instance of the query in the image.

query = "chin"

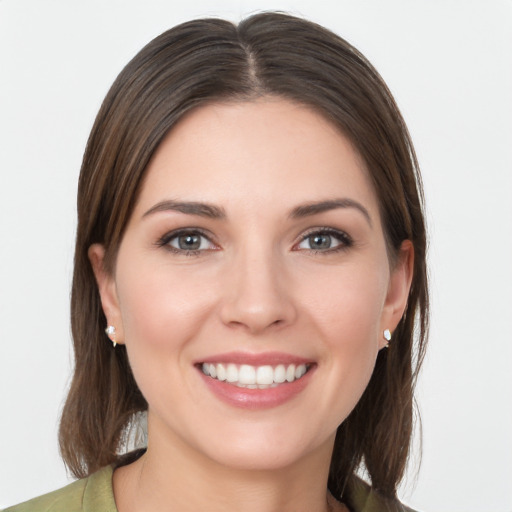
[207,445,314,472]
[193,422,336,473]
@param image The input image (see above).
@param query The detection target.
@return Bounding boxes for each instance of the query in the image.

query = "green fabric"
[3,465,417,512]
[344,477,417,512]
[2,466,116,512]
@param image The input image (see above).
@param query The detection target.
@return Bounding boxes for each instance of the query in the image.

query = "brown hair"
[59,12,428,500]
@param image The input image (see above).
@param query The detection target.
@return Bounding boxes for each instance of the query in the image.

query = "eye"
[158,229,216,254]
[296,229,352,252]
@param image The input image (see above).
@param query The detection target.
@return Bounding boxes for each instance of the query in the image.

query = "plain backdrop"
[1,1,511,510]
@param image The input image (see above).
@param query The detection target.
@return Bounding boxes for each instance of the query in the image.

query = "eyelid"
[155,226,352,255]
[293,227,353,252]
[156,227,219,253]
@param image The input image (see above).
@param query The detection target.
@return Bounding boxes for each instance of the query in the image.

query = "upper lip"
[196,351,313,366]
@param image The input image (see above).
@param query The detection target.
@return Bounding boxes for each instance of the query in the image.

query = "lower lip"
[198,367,315,410]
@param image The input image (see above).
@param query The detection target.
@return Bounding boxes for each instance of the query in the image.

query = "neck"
[113,417,341,512]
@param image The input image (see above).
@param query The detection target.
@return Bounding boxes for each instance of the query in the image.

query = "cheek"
[303,261,388,343]
[299,263,387,407]
[113,257,219,397]
[113,270,213,416]
[117,261,212,346]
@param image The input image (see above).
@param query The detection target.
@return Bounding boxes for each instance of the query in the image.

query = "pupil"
[310,234,331,249]
[178,234,200,250]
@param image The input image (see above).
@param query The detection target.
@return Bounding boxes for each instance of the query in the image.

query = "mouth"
[195,352,315,409]
[200,362,311,389]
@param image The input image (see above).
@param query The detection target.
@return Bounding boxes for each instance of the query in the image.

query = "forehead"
[135,98,380,219]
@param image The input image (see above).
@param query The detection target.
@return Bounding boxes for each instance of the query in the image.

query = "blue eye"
[296,229,351,252]
[160,230,215,253]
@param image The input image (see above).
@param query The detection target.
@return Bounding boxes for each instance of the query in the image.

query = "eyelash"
[295,227,353,254]
[156,229,217,256]
[156,227,353,256]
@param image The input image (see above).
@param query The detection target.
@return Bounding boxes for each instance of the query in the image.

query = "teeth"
[286,364,296,382]
[274,364,286,383]
[226,363,238,383]
[216,363,227,381]
[201,362,309,387]
[239,365,256,385]
[256,365,274,385]
[295,364,306,379]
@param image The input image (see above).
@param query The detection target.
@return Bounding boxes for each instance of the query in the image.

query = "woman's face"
[92,98,411,471]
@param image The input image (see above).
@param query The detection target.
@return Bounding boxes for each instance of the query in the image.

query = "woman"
[5,12,428,512]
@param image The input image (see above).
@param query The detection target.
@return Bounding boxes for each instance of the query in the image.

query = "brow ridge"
[143,198,371,225]
[289,198,372,226]
[143,200,226,219]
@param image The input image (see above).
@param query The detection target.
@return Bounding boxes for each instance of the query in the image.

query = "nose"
[219,246,297,334]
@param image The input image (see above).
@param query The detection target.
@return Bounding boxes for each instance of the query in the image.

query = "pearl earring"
[383,328,391,348]
[105,325,117,347]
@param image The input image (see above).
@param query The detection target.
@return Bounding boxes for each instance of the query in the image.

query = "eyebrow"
[290,198,372,226]
[143,200,226,219]
[142,197,372,226]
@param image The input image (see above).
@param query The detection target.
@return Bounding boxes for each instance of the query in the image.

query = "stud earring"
[383,328,391,348]
[105,325,117,347]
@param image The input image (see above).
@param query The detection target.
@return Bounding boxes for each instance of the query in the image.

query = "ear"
[379,240,414,349]
[88,244,125,345]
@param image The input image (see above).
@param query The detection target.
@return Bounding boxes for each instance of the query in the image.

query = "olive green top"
[3,465,416,512]
[2,466,116,512]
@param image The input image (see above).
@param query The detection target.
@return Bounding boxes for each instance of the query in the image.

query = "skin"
[90,98,413,512]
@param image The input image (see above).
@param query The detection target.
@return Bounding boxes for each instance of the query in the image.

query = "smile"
[201,363,309,388]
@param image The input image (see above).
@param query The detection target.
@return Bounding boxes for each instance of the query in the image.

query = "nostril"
[219,273,298,333]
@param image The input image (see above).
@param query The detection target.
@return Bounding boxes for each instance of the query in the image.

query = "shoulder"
[344,476,419,512]
[2,466,116,512]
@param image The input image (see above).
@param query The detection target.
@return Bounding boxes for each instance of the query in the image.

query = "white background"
[1,1,511,510]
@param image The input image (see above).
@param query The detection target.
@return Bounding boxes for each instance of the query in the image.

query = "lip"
[196,352,316,410]
[197,351,312,366]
